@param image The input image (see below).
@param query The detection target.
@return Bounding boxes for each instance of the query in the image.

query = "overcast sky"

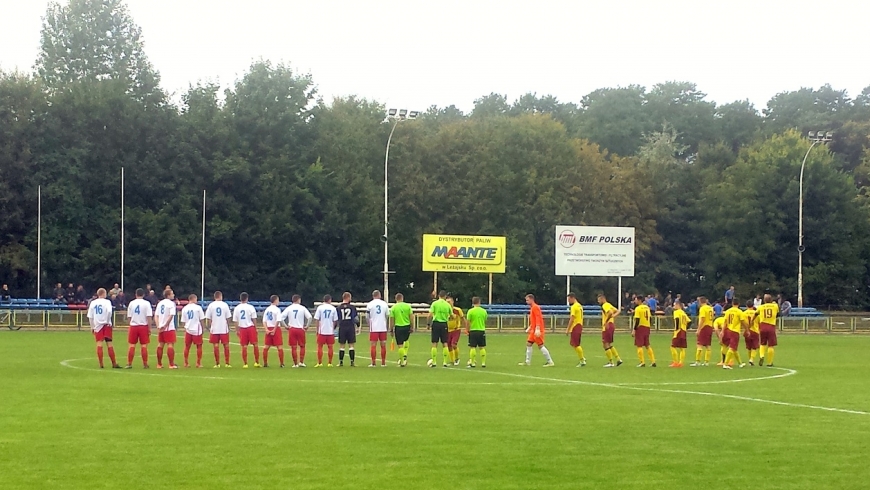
[1,0,867,112]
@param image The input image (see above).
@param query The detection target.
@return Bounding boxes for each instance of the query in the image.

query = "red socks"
[213,345,220,365]
[140,346,148,365]
[317,345,323,364]
[196,345,202,365]
[223,344,230,364]
[263,347,269,365]
[327,345,334,364]
[291,346,299,364]
[253,345,260,364]
[370,346,376,364]
[107,346,117,366]
[167,345,175,367]
[299,346,305,364]
[381,344,386,365]
[128,346,135,364]
[241,346,248,365]
[96,345,104,368]
[277,348,285,365]
[156,345,164,366]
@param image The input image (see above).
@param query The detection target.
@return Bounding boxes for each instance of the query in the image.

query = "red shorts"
[127,325,150,345]
[157,330,177,344]
[209,333,229,344]
[184,332,203,346]
[288,328,307,347]
[446,329,460,347]
[238,326,259,346]
[93,325,113,342]
[264,328,283,346]
[317,333,335,346]
[671,331,687,349]
[745,331,760,350]
[569,325,583,347]
[602,323,616,344]
[760,323,778,347]
[725,330,740,350]
[697,326,713,346]
[634,326,651,347]
[370,331,388,342]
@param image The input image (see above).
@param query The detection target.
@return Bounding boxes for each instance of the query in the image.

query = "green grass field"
[2,330,869,490]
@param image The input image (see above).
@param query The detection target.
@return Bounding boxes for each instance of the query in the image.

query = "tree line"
[2,0,870,307]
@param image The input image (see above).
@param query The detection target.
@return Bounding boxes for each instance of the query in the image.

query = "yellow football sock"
[469,348,477,364]
[575,346,585,360]
[749,349,757,363]
[760,345,767,359]
[720,345,728,362]
[670,347,678,363]
[704,348,711,363]
[442,347,449,363]
[679,349,685,364]
[611,347,620,360]
[480,348,486,365]
[767,347,775,365]
[724,350,733,365]
[646,347,656,364]
[695,348,702,362]
[734,349,742,364]
[431,347,437,363]
[605,348,613,361]
[637,347,645,364]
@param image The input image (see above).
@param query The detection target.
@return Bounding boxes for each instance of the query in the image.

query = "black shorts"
[338,324,356,344]
[394,326,411,345]
[430,322,448,344]
[468,330,486,348]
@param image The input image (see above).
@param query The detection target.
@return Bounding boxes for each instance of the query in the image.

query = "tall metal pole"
[618,276,623,312]
[566,276,570,304]
[120,167,125,292]
[384,118,399,301]
[201,190,206,300]
[798,140,819,308]
[37,185,41,300]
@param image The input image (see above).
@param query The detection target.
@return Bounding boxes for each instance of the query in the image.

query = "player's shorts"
[127,325,150,345]
[697,326,713,346]
[431,322,448,344]
[569,325,583,347]
[447,329,461,347]
[93,325,113,342]
[157,330,177,344]
[394,326,411,345]
[526,331,545,346]
[369,331,387,342]
[725,329,740,350]
[602,323,615,344]
[209,333,229,344]
[671,330,687,349]
[634,326,651,347]
[288,328,306,347]
[745,331,760,350]
[760,323,778,347]
[264,328,283,347]
[468,330,486,348]
[317,333,335,346]
[338,324,357,344]
[184,332,203,346]
[238,326,258,346]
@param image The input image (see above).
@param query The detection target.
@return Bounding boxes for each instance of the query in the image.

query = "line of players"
[85,286,490,370]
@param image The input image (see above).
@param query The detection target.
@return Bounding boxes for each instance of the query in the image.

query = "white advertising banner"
[555,226,635,277]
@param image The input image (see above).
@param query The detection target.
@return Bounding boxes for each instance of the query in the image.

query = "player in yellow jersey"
[597,294,623,367]
[722,299,748,369]
[712,316,727,366]
[756,294,780,367]
[446,295,466,366]
[566,293,586,367]
[691,297,715,367]
[670,301,690,367]
[743,300,760,366]
[632,296,656,367]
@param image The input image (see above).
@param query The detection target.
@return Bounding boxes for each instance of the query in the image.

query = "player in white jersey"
[125,288,154,369]
[87,288,120,368]
[262,295,285,368]
[314,295,338,367]
[233,292,260,368]
[155,289,178,369]
[282,294,312,367]
[205,291,232,368]
[366,290,390,367]
[181,294,206,368]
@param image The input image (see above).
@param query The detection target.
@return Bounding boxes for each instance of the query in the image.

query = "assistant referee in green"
[428,291,452,367]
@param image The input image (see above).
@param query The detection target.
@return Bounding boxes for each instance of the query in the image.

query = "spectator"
[65,283,76,304]
[115,291,128,309]
[725,285,735,304]
[110,283,121,297]
[145,289,159,307]
[646,294,658,313]
[688,298,699,317]
[53,283,66,303]
[753,294,762,308]
[781,297,792,316]
[664,293,673,309]
[1,284,11,304]
[75,285,88,304]
[713,301,723,317]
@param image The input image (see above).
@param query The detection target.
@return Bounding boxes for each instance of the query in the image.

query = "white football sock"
[540,346,553,363]
[525,346,532,363]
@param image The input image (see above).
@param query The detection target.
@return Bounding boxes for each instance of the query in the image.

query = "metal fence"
[3,309,870,333]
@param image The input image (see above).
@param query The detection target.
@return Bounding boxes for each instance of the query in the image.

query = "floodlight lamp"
[408,111,420,119]
[825,131,834,140]
[388,108,398,117]
[398,109,408,118]
[808,131,816,138]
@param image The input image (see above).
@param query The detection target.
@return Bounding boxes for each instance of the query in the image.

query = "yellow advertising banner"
[422,234,506,273]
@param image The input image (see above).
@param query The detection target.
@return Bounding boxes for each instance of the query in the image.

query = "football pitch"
[2,331,869,490]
